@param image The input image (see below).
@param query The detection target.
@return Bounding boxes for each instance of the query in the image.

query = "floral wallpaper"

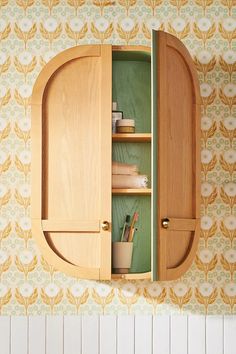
[0,0,235,316]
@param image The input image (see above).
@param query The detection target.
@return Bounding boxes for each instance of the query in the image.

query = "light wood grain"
[31,45,112,279]
[42,219,100,232]
[112,133,151,142]
[154,31,200,280]
[111,271,151,280]
[112,188,152,195]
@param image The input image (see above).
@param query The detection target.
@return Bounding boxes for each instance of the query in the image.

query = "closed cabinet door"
[31,45,112,280]
[152,31,201,281]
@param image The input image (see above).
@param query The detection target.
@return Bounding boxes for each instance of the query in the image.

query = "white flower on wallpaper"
[18,18,33,32]
[69,18,85,32]
[0,19,7,32]
[199,249,214,264]
[197,50,212,64]
[223,116,236,130]
[0,118,8,131]
[18,84,32,98]
[200,83,213,97]
[201,149,213,164]
[43,17,58,32]
[18,51,33,65]
[95,283,112,297]
[223,83,236,98]
[222,17,236,31]
[0,217,8,231]
[224,249,236,263]
[198,282,214,297]
[0,86,8,98]
[17,118,31,132]
[94,17,110,32]
[171,17,186,32]
[18,250,34,265]
[18,282,34,297]
[70,283,86,297]
[201,182,214,197]
[0,284,8,297]
[45,283,60,297]
[201,216,213,230]
[173,282,188,297]
[224,282,236,297]
[201,116,212,131]
[197,17,212,32]
[120,17,135,31]
[0,184,8,198]
[18,183,30,198]
[146,283,163,297]
[121,283,137,297]
[223,50,236,64]
[19,216,31,231]
[0,52,7,65]
[18,150,31,164]
[0,250,8,264]
[224,183,236,197]
[223,149,236,164]
[224,215,236,230]
[146,17,161,31]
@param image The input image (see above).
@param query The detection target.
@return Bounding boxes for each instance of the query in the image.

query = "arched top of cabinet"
[161,32,201,105]
[31,45,105,105]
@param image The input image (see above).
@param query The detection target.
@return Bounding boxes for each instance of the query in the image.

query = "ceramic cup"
[112,242,133,274]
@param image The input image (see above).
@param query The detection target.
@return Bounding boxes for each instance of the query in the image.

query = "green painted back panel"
[112,57,151,273]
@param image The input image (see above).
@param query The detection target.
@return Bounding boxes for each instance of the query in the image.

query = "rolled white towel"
[112,174,148,189]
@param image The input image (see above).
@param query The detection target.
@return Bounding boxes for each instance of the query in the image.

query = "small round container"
[116,119,135,133]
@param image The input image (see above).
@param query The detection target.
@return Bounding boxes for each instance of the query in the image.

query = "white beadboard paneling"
[82,315,99,354]
[0,316,10,354]
[135,315,152,354]
[153,315,170,354]
[206,316,223,354]
[117,315,135,354]
[2,314,236,353]
[11,316,28,354]
[64,316,82,354]
[188,315,205,354]
[100,315,116,354]
[29,316,46,354]
[46,315,63,354]
[224,316,236,354]
[170,315,188,354]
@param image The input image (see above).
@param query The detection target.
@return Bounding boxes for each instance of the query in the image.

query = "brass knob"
[162,218,170,229]
[101,221,109,231]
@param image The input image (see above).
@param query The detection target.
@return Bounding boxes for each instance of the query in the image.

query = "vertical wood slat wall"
[0,315,235,354]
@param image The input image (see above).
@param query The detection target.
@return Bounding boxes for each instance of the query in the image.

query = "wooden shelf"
[112,271,151,280]
[112,133,151,142]
[112,188,151,195]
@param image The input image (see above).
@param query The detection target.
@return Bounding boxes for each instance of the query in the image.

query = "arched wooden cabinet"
[31,31,200,281]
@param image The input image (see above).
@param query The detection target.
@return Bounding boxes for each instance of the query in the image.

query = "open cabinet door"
[152,31,201,281]
[31,45,112,280]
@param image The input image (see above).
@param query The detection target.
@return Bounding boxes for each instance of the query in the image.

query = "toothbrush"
[128,212,139,242]
[120,215,130,242]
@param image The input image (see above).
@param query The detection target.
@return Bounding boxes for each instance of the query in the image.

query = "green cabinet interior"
[112,51,151,273]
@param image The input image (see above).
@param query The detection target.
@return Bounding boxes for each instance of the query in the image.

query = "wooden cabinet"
[31,31,200,281]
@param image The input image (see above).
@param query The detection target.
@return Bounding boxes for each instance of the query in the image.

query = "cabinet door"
[31,45,112,280]
[152,31,201,281]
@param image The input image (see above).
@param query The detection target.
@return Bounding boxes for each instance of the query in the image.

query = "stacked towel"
[112,161,138,175]
[112,161,148,189]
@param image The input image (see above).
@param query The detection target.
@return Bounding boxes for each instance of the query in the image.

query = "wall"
[0,0,235,315]
[1,315,236,354]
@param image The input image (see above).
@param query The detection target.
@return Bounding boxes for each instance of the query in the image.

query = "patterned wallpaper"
[0,0,235,315]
